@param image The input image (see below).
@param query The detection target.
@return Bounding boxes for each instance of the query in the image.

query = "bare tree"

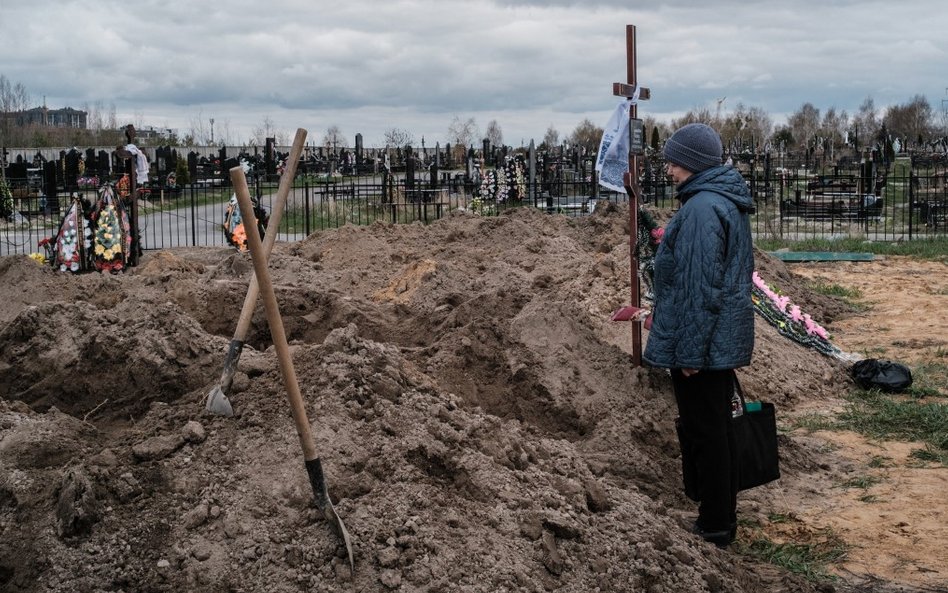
[383,128,415,148]
[718,104,773,151]
[642,116,670,150]
[0,74,31,113]
[323,125,344,150]
[670,107,716,130]
[447,115,478,161]
[85,100,104,134]
[786,103,821,151]
[820,107,849,159]
[541,125,559,150]
[883,95,934,147]
[251,116,280,146]
[447,116,478,146]
[188,110,211,146]
[218,118,240,147]
[569,118,603,155]
[0,74,32,145]
[851,96,880,152]
[107,102,118,133]
[485,119,503,148]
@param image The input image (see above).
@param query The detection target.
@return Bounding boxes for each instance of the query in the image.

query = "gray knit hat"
[663,123,723,173]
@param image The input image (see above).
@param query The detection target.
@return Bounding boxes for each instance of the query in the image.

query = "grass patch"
[755,236,948,262]
[737,528,848,581]
[789,412,836,432]
[836,391,948,465]
[909,446,948,465]
[858,346,888,358]
[838,474,881,490]
[807,281,862,300]
[806,279,869,311]
[904,361,948,398]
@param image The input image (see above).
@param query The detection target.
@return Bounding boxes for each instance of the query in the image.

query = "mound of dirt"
[0,204,858,592]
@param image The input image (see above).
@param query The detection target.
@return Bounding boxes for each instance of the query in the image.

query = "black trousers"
[672,368,738,531]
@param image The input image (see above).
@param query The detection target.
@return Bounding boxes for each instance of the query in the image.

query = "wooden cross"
[612,24,650,367]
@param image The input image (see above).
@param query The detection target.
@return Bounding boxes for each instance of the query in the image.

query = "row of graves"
[2,143,187,217]
[2,147,122,216]
[15,156,268,273]
[0,132,272,272]
[776,148,948,228]
[910,169,948,229]
[777,157,886,222]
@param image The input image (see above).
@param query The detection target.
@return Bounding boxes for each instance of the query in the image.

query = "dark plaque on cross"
[612,24,650,367]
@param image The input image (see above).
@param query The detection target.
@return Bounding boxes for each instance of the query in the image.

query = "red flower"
[650,227,665,244]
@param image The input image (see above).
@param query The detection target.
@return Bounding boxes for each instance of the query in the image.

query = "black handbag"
[677,374,780,502]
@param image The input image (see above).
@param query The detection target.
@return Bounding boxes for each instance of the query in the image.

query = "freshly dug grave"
[0,203,872,593]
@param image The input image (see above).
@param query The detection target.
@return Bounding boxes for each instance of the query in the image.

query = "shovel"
[206,128,308,416]
[230,165,355,571]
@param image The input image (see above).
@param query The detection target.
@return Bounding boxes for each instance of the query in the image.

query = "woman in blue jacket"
[643,123,755,547]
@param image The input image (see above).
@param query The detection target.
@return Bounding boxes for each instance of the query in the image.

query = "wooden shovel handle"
[230,166,318,461]
[232,128,308,341]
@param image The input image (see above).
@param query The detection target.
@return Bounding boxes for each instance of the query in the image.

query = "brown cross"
[612,24,650,367]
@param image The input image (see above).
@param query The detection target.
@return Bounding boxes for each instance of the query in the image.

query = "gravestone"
[85,149,97,173]
[64,149,81,191]
[265,137,276,178]
[355,134,363,171]
[405,147,415,190]
[98,151,111,178]
[154,147,168,179]
[528,140,536,204]
[43,161,59,213]
[188,151,198,181]
[219,147,228,186]
[57,151,66,186]
[168,148,178,178]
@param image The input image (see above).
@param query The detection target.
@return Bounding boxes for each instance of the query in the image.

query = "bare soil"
[784,257,948,592]
[0,203,944,593]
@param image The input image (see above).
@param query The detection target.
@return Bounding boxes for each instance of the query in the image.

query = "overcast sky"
[1,0,946,147]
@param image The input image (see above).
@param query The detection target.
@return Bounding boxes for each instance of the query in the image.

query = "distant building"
[15,106,88,129]
[135,125,176,142]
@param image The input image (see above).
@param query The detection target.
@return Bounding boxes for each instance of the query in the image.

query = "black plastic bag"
[850,358,913,393]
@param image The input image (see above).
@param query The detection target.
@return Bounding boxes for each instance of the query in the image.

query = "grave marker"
[612,24,650,367]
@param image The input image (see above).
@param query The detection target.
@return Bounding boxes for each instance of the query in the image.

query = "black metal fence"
[3,157,947,258]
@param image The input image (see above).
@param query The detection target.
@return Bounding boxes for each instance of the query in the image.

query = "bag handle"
[733,371,763,413]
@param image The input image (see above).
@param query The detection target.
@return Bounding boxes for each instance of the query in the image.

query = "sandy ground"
[784,258,948,591]
[0,203,945,593]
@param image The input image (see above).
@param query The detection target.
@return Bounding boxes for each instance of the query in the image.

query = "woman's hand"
[681,368,699,377]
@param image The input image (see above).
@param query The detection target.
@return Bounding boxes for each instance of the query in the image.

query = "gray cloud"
[1,0,945,146]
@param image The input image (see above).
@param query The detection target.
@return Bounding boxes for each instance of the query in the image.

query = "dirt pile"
[1,204,857,592]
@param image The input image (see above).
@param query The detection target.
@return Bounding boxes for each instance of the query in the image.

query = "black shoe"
[691,522,735,548]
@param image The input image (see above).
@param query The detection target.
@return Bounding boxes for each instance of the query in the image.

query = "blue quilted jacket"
[643,165,755,370]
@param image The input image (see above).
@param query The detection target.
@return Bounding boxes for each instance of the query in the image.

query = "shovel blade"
[205,385,234,416]
[306,458,355,571]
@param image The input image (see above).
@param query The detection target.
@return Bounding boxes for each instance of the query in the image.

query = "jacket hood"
[677,165,756,214]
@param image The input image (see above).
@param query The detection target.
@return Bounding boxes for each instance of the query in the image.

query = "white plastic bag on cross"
[596,99,633,193]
